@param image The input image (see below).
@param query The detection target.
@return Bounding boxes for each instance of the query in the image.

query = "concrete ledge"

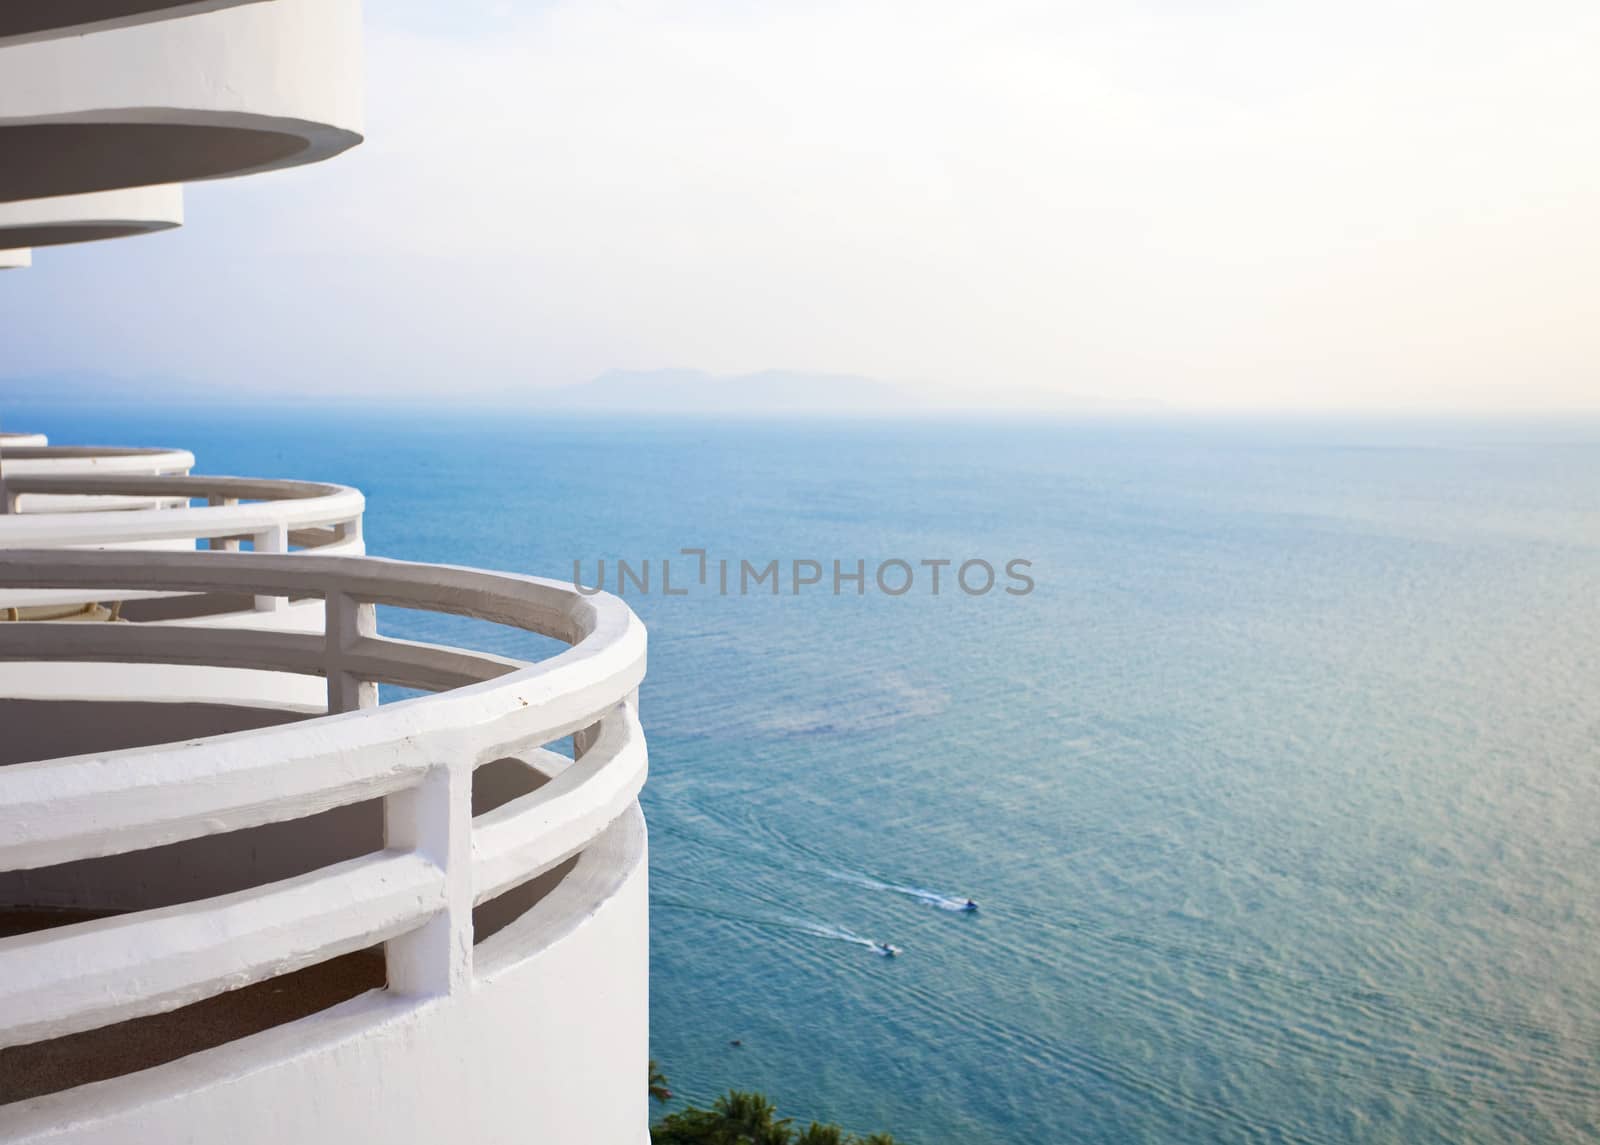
[0,2,270,47]
[0,186,182,252]
[0,0,363,202]
[0,810,649,1144]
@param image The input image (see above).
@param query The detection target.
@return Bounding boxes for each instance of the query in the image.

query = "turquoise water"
[7,406,1600,1143]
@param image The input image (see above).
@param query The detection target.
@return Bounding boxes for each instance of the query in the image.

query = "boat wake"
[784,919,899,956]
[827,871,977,912]
[657,900,900,957]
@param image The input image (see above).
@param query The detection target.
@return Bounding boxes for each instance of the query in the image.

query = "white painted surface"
[0,548,650,1144]
[0,473,364,622]
[0,248,29,268]
[0,851,445,1048]
[0,445,192,519]
[0,597,330,711]
[0,549,646,868]
[0,474,364,548]
[0,0,653,1128]
[0,446,194,478]
[0,185,183,249]
[0,809,649,1145]
[0,0,363,201]
[0,468,363,706]
[0,1,270,47]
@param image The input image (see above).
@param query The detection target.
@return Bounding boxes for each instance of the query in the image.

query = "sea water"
[8,404,1598,1144]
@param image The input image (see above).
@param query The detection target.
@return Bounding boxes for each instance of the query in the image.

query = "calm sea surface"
[8,405,1600,1144]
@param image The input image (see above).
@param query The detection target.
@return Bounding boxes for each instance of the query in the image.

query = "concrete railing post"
[383,764,473,998]
[207,495,241,550]
[575,689,639,758]
[324,590,377,714]
[252,522,288,611]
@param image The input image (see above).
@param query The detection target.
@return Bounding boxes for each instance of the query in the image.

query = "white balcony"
[0,0,363,203]
[0,548,651,1144]
[0,471,362,552]
[0,443,194,481]
[0,466,366,711]
[0,2,268,47]
[0,187,183,257]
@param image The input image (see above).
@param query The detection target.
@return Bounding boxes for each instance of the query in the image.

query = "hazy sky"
[3,0,1598,412]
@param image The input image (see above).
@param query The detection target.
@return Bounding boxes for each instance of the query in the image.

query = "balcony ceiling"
[0,123,309,203]
[0,1,266,46]
[0,0,362,203]
[0,186,183,250]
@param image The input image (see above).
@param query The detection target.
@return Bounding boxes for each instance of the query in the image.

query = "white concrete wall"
[0,2,270,47]
[0,0,363,201]
[0,808,650,1145]
[0,482,650,1145]
[0,186,183,250]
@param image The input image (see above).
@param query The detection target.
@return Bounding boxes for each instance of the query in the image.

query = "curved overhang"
[0,249,30,269]
[0,185,183,251]
[0,2,269,47]
[0,0,363,204]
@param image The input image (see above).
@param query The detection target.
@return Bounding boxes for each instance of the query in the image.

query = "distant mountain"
[541,369,916,415]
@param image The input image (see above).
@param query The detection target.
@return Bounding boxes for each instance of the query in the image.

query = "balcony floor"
[0,916,383,1106]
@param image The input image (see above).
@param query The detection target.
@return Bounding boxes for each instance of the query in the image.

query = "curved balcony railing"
[0,473,363,548]
[0,432,48,448]
[0,447,197,522]
[0,547,648,1054]
[0,444,194,478]
[2,444,195,518]
[0,474,364,617]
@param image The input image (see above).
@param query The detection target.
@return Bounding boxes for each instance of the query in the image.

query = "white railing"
[0,444,194,477]
[0,547,648,1048]
[0,445,197,518]
[0,473,364,550]
[0,444,198,521]
[0,474,365,614]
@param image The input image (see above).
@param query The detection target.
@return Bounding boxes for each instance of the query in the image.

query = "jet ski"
[875,942,902,957]
[959,899,979,912]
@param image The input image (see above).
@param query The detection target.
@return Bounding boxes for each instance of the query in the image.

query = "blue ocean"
[7,404,1599,1144]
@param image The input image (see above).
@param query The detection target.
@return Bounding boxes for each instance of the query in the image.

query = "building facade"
[0,7,651,1142]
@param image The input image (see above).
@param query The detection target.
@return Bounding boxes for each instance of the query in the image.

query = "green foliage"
[652,1106,736,1145]
[650,1060,673,1104]
[648,1082,901,1145]
[715,1091,793,1145]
